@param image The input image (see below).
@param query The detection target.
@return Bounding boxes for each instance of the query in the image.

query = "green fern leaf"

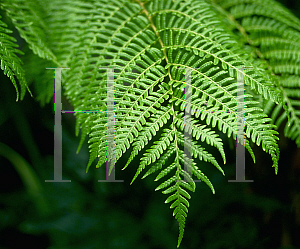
[215,0,300,147]
[0,15,30,101]
[58,0,284,245]
[1,0,58,64]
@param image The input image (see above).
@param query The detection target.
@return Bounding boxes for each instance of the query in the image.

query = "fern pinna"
[1,0,300,247]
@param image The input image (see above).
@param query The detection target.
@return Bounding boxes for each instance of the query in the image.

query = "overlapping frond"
[213,0,300,147]
[0,14,29,101]
[1,0,58,64]
[264,76,300,146]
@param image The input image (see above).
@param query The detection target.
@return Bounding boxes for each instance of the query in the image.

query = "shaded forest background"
[0,0,300,248]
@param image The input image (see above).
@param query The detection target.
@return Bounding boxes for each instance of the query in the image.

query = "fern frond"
[58,0,285,245]
[214,0,300,148]
[130,127,174,184]
[122,106,172,172]
[0,15,30,101]
[264,75,300,146]
[1,0,58,64]
[174,112,226,164]
[215,0,300,32]
[153,143,196,248]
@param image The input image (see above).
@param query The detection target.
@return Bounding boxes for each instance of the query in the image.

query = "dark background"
[0,0,300,248]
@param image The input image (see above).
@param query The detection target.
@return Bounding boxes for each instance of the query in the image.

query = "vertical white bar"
[228,68,253,182]
[184,68,193,182]
[107,68,115,179]
[46,68,71,182]
[98,67,123,182]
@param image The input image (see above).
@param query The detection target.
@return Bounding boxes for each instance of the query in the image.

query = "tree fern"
[1,0,300,247]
